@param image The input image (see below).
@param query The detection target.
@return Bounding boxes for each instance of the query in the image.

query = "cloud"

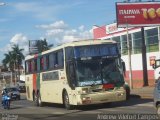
[12,2,78,21]
[12,2,58,21]
[0,33,29,65]
[11,1,86,21]
[79,25,85,31]
[36,20,93,45]
[36,20,68,30]
[1,20,93,56]
[10,33,28,53]
[0,33,29,55]
[10,33,27,44]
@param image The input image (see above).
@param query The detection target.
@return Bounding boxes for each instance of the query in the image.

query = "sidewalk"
[130,87,154,99]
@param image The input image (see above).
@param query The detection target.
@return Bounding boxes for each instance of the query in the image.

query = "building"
[0,65,25,88]
[93,23,159,88]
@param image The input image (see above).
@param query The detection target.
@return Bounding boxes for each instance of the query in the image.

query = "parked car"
[154,79,160,118]
[17,86,26,93]
[17,80,26,93]
[3,87,21,100]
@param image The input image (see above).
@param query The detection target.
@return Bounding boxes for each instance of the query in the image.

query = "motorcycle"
[2,94,11,109]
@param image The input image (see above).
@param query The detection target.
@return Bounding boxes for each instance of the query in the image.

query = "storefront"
[93,23,160,88]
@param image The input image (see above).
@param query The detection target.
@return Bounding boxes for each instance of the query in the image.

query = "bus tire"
[157,104,160,119]
[34,93,38,106]
[102,102,112,107]
[37,92,44,107]
[125,87,130,100]
[63,91,73,110]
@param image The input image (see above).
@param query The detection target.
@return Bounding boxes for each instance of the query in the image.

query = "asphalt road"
[0,94,158,120]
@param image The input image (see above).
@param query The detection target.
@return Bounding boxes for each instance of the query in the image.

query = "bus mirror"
[121,60,126,77]
[122,61,126,72]
[152,60,160,69]
[152,64,156,69]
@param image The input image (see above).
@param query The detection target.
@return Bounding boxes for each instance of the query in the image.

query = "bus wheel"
[157,104,160,118]
[63,91,73,110]
[37,93,44,107]
[34,93,38,106]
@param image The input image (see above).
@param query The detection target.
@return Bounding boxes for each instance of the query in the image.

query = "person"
[1,88,8,104]
[2,88,8,95]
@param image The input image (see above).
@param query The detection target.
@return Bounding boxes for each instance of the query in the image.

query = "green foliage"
[37,39,50,53]
[2,44,24,71]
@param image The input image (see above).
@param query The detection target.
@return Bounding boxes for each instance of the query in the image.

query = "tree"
[11,44,24,67]
[29,39,53,54]
[2,44,24,71]
[37,39,50,53]
[2,51,14,71]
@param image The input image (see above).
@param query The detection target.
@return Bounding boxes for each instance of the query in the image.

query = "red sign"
[116,2,160,27]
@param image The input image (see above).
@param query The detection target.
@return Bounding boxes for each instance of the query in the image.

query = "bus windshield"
[76,57,124,87]
[76,60,101,86]
[74,44,118,58]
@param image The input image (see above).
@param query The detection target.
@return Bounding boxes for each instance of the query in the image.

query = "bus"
[25,39,126,109]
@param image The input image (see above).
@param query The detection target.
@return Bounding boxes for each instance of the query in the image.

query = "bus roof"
[25,39,117,60]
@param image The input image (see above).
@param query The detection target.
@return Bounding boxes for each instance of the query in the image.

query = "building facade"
[93,23,160,88]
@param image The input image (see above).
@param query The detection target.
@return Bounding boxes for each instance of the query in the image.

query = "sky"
[0,0,126,63]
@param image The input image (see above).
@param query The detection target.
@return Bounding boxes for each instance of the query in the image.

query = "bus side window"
[37,58,40,71]
[44,55,49,70]
[46,55,49,70]
[58,50,64,68]
[40,57,44,71]
[31,60,34,72]
[34,59,37,72]
[25,61,29,74]
[54,52,58,68]
[49,53,54,69]
[29,61,32,73]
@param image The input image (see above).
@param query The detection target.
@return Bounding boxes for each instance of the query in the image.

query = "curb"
[130,94,153,99]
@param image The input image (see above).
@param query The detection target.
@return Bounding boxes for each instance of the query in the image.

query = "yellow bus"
[25,39,126,109]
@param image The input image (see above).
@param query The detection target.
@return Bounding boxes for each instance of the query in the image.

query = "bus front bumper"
[76,90,126,105]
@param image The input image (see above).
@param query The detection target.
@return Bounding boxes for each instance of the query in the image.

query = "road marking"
[133,102,154,107]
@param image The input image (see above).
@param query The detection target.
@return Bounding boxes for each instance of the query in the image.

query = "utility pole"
[125,0,133,89]
[126,24,133,89]
[141,27,148,86]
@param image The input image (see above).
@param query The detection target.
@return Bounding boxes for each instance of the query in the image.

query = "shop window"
[145,28,158,52]
[133,31,142,54]
[121,35,128,55]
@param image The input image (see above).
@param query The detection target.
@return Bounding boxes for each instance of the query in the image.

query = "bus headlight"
[82,88,89,94]
[82,97,91,104]
[117,92,124,96]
